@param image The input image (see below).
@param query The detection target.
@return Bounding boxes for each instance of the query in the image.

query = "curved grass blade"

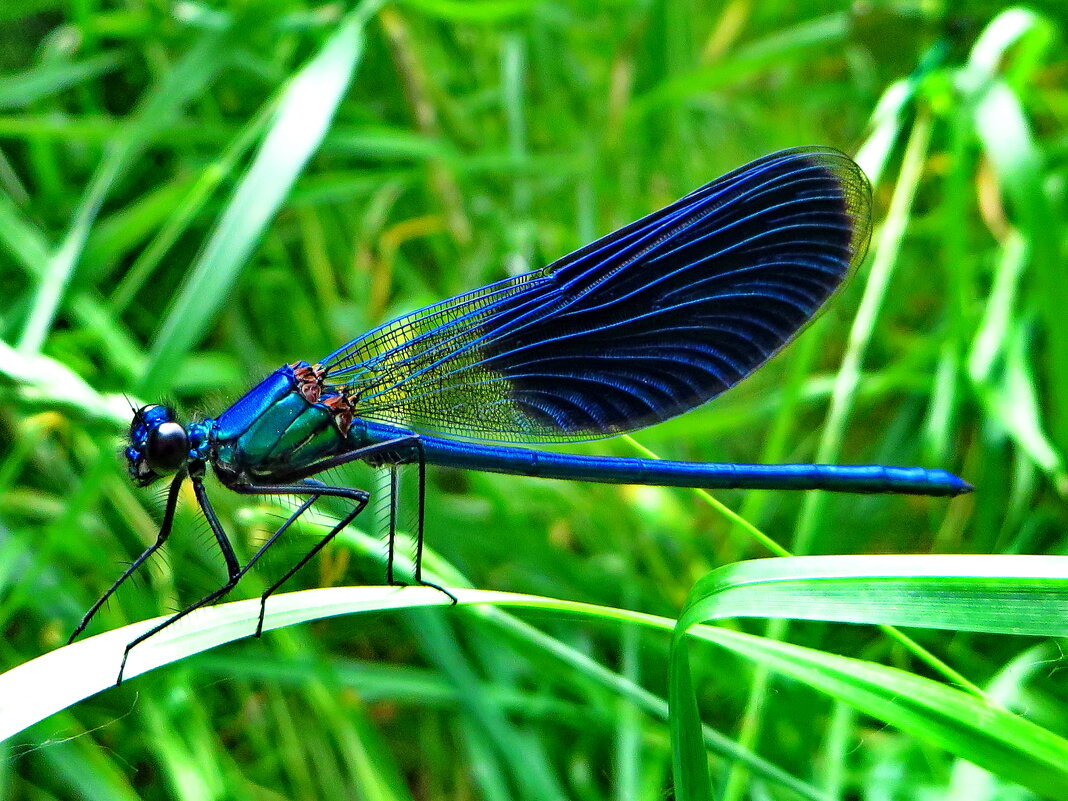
[670,554,1068,801]
[964,10,1068,456]
[7,556,1068,801]
[687,628,1068,801]
[0,587,570,740]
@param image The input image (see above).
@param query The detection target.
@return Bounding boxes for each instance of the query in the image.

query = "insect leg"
[386,464,404,587]
[274,436,422,482]
[69,470,186,644]
[270,434,454,599]
[117,472,243,684]
[229,480,369,637]
[117,478,363,683]
[411,439,457,604]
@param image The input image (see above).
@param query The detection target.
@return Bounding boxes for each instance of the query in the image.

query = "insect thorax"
[209,362,366,480]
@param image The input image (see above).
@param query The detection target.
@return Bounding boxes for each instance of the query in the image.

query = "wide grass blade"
[687,628,1068,800]
[0,587,567,740]
[670,554,1068,801]
[7,556,1068,801]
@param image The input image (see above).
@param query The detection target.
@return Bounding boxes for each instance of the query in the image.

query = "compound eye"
[130,404,168,440]
[147,421,189,473]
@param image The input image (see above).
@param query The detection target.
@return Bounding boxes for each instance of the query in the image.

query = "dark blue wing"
[322,147,872,442]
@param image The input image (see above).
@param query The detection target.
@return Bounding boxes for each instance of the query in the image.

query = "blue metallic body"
[89,147,973,684]
[401,432,968,495]
[185,364,969,496]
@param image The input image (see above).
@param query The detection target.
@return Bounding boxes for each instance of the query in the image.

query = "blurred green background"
[2,1,1067,799]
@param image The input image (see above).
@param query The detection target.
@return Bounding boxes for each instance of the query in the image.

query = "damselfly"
[71,147,971,683]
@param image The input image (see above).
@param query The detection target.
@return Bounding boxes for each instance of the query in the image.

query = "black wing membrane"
[322,147,872,442]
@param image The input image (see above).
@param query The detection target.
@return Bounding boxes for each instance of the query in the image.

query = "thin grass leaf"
[140,697,227,801]
[0,339,131,425]
[16,27,235,355]
[399,0,539,23]
[963,9,1068,456]
[629,13,850,119]
[854,80,912,185]
[689,628,1068,801]
[138,1,384,395]
[107,103,275,314]
[975,316,1068,491]
[946,642,1058,800]
[416,611,567,801]
[35,734,142,801]
[0,188,50,275]
[0,52,122,109]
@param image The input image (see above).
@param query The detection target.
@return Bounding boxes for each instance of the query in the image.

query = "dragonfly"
[71,147,971,683]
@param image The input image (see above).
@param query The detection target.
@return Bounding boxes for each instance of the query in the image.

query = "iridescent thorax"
[124,362,381,487]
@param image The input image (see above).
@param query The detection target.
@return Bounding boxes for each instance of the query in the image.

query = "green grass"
[2,2,1068,799]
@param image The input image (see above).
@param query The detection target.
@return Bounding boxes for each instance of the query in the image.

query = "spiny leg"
[386,464,404,587]
[413,445,425,582]
[70,471,186,644]
[118,479,370,683]
[118,472,241,684]
[279,433,450,600]
[230,479,369,636]
[229,489,321,636]
[410,440,456,604]
[115,436,453,683]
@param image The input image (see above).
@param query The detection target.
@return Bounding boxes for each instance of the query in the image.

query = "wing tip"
[781,146,874,269]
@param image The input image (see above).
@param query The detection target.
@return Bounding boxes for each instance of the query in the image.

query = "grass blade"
[690,628,1068,801]
[16,28,234,354]
[139,1,383,395]
[0,52,122,109]
[670,554,1068,801]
